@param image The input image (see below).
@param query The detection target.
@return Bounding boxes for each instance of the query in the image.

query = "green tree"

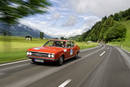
[113,13,121,21]
[0,0,51,24]
[60,37,65,40]
[73,8,129,43]
[104,23,126,42]
[40,32,44,39]
[0,0,51,36]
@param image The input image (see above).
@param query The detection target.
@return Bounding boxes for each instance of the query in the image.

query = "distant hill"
[69,35,81,40]
[0,23,52,38]
[77,8,130,43]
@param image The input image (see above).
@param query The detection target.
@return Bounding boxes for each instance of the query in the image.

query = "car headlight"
[27,52,30,55]
[48,53,55,58]
[51,54,55,58]
[30,52,32,55]
[48,54,51,58]
[64,49,67,52]
[27,52,32,55]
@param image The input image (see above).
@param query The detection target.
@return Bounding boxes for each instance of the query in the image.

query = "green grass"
[0,36,48,64]
[0,36,98,64]
[109,20,130,52]
[76,42,98,49]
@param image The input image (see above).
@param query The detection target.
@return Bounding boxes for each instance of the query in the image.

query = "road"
[0,45,130,87]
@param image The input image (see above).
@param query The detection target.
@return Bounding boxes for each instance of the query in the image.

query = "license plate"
[35,59,44,63]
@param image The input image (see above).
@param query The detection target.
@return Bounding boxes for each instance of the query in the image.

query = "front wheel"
[31,59,36,64]
[57,56,64,66]
[74,52,79,59]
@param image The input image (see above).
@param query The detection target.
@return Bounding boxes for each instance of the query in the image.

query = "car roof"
[49,39,71,42]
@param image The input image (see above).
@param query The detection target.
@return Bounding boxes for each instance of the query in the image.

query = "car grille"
[31,52,48,57]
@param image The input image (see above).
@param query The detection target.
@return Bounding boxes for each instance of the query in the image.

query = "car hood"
[27,46,64,54]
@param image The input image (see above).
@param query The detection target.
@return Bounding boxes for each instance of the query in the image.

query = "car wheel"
[31,59,36,64]
[74,52,79,59]
[57,56,64,66]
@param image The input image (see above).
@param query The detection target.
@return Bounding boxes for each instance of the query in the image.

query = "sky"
[19,0,130,38]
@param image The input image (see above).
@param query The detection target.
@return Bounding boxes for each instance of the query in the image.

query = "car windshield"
[43,40,66,47]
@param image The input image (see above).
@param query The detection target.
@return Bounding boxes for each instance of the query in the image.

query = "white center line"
[100,51,106,56]
[58,79,72,87]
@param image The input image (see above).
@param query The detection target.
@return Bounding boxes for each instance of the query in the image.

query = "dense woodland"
[75,8,130,43]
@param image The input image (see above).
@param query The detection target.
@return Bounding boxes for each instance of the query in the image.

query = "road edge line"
[115,47,130,69]
[0,59,30,67]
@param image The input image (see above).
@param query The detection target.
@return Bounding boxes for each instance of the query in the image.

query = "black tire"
[57,56,64,66]
[31,59,36,64]
[74,52,79,59]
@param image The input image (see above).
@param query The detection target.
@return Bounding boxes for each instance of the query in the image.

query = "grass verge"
[76,42,98,50]
[108,42,130,52]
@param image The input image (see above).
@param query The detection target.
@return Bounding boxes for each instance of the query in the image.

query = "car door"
[70,41,75,57]
[65,41,72,59]
[67,41,75,58]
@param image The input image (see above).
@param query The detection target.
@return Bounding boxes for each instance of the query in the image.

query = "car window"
[44,41,65,47]
[43,41,53,46]
[66,41,74,48]
[66,42,71,48]
[70,41,74,47]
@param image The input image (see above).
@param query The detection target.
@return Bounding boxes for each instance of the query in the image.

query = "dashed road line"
[100,51,106,56]
[58,79,72,87]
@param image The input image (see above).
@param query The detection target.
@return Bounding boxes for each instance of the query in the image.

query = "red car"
[27,39,80,65]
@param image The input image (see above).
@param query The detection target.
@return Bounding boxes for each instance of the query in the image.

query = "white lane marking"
[100,51,106,56]
[0,59,30,67]
[58,79,72,87]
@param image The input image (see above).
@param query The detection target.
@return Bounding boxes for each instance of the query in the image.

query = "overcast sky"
[19,0,130,37]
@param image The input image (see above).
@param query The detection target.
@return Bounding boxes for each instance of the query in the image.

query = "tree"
[104,23,126,42]
[74,8,129,43]
[40,32,44,39]
[113,13,121,21]
[0,0,51,24]
[0,0,51,37]
[60,37,65,40]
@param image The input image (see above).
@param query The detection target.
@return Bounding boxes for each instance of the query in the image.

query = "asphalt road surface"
[0,45,130,87]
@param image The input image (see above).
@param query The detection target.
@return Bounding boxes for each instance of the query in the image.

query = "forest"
[76,8,130,43]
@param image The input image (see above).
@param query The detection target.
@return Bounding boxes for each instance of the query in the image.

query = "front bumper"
[27,56,57,62]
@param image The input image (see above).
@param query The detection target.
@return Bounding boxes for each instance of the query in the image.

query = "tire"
[74,52,79,59]
[31,59,36,64]
[57,56,64,66]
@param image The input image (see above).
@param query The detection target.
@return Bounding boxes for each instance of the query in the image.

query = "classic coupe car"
[27,39,80,65]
